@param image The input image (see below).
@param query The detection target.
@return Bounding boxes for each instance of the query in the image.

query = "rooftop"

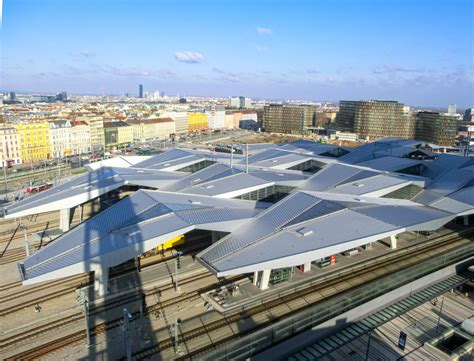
[5,138,474,285]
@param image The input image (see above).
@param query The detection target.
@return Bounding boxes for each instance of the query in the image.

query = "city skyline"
[1,0,473,107]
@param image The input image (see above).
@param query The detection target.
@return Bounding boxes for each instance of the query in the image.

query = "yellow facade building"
[187,112,208,132]
[17,122,52,162]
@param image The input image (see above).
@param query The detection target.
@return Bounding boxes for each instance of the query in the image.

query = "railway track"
[0,236,212,316]
[0,254,171,316]
[132,232,474,360]
[2,271,221,356]
[0,201,101,243]
[5,230,472,360]
[0,275,86,312]
[0,210,98,265]
[0,232,211,297]
[0,280,22,292]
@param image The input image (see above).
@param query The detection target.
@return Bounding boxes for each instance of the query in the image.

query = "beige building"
[0,124,21,166]
[225,112,235,129]
[207,106,226,130]
[160,111,189,134]
[127,118,160,142]
[151,118,176,139]
[127,120,144,143]
[71,121,91,155]
[104,121,134,148]
[49,120,72,158]
[79,116,105,152]
[227,110,258,129]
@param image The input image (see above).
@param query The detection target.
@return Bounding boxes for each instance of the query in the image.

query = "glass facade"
[336,100,414,140]
[336,101,458,146]
[263,105,317,134]
[415,112,459,146]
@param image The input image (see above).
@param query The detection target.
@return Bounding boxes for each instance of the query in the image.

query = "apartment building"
[103,121,134,148]
[70,121,91,155]
[49,120,72,158]
[160,111,189,134]
[207,106,226,130]
[78,116,105,152]
[188,112,208,132]
[0,124,21,166]
[151,118,176,139]
[17,122,52,162]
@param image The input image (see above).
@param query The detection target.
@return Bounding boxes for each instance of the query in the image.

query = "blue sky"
[1,0,473,107]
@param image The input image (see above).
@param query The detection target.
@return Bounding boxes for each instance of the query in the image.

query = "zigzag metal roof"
[20,190,264,282]
[8,139,474,283]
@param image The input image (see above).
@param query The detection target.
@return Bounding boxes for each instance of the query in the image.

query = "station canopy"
[7,139,474,284]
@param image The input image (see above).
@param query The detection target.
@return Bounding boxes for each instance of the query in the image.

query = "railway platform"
[202,228,456,314]
[280,276,474,361]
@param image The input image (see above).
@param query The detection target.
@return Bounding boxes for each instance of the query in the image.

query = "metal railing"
[223,229,472,317]
[201,241,474,360]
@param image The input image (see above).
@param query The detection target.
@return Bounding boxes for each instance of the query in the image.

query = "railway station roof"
[19,190,266,284]
[197,190,454,276]
[3,167,185,218]
[9,138,474,284]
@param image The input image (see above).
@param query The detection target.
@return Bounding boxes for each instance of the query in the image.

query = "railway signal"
[174,258,181,293]
[173,316,182,353]
[173,251,183,293]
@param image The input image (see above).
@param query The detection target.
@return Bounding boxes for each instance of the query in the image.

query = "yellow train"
[155,235,185,251]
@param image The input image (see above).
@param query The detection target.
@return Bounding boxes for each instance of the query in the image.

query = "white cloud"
[373,64,424,74]
[307,68,320,74]
[175,51,204,63]
[79,50,96,58]
[257,27,272,35]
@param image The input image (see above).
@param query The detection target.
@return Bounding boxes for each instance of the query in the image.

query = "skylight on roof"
[296,227,313,237]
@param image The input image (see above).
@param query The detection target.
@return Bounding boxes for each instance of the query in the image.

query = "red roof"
[73,121,87,126]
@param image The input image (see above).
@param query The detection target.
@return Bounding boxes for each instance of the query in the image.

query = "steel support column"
[258,269,271,291]
[303,262,312,273]
[390,235,397,249]
[59,208,71,232]
[94,267,109,296]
